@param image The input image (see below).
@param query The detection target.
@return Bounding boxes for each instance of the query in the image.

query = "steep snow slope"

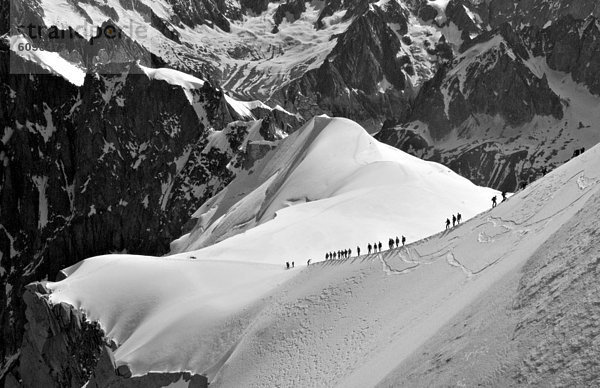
[170,116,498,262]
[208,144,600,387]
[378,23,600,190]
[45,117,497,378]
[377,191,600,387]
[45,130,600,386]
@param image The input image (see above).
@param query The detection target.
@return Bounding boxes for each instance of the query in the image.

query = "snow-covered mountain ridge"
[20,122,600,387]
[170,116,497,260]
[17,116,498,385]
[2,0,600,384]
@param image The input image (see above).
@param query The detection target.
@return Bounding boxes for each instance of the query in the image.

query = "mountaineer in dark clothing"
[446,218,451,229]
[502,191,507,202]
[456,213,461,224]
[492,196,497,208]
[402,235,406,246]
[452,214,456,227]
[357,246,360,256]
[389,238,394,250]
[378,241,382,252]
[395,236,399,248]
[286,262,290,269]
[368,244,372,254]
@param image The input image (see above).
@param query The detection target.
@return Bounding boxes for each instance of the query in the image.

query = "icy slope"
[209,144,600,387]
[170,116,498,263]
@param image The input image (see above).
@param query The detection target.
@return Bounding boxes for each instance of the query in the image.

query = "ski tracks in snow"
[374,169,599,280]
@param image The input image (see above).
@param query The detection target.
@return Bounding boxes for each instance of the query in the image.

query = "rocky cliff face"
[408,24,563,140]
[0,38,289,381]
[3,281,208,387]
[377,4,600,191]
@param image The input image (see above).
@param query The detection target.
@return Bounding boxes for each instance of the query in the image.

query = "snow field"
[47,116,498,379]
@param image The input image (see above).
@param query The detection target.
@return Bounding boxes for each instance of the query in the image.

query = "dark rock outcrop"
[7,282,209,387]
[524,15,600,96]
[409,24,562,140]
[488,0,600,28]
[162,0,236,32]
[273,0,306,26]
[279,5,412,131]
[376,22,572,190]
[17,283,104,387]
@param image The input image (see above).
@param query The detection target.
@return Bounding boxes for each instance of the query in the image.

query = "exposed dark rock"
[524,16,600,96]
[151,10,182,43]
[280,6,412,131]
[488,0,600,28]
[14,282,209,387]
[19,283,105,387]
[116,364,133,378]
[410,24,562,140]
[240,0,270,15]
[376,124,431,157]
[417,4,438,22]
[273,0,306,26]
[445,0,483,41]
[163,0,234,32]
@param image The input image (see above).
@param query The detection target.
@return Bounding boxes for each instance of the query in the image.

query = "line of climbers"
[301,186,526,269]
[445,212,462,230]
[320,235,407,263]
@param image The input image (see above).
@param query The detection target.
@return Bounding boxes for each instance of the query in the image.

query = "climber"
[326,253,329,260]
[357,246,361,256]
[402,235,406,246]
[445,218,451,229]
[307,259,311,266]
[457,213,462,224]
[452,214,457,227]
[389,238,394,250]
[502,191,507,202]
[286,261,290,269]
[492,196,497,208]
[395,236,400,248]
[378,241,382,252]
[368,243,372,254]
[292,261,294,268]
